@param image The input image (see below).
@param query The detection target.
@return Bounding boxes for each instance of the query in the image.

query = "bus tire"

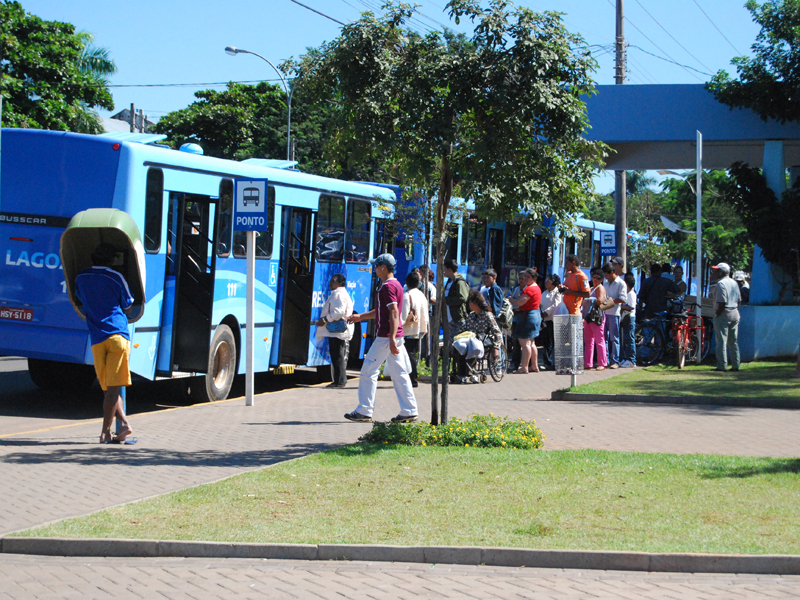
[201,325,237,402]
[28,358,96,391]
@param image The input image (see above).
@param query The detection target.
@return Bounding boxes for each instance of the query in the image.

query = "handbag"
[598,296,616,312]
[325,319,347,333]
[584,301,603,326]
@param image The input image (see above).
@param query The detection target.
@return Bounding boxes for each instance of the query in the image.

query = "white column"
[750,141,785,304]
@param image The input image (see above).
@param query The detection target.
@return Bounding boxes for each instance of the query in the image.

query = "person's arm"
[349,309,376,323]
[510,292,531,307]
[401,292,411,324]
[559,274,590,298]
[445,278,469,307]
[714,281,725,316]
[388,303,400,355]
[613,282,627,304]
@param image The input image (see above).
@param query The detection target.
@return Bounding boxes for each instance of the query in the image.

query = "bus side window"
[316,194,345,262]
[217,179,233,257]
[233,186,275,259]
[346,199,371,263]
[464,215,486,266]
[577,228,593,268]
[144,168,164,253]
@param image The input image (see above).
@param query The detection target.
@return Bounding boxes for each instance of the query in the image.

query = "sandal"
[596,366,606,371]
[512,368,529,374]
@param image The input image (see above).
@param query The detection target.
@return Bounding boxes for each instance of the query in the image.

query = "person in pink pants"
[583,269,608,371]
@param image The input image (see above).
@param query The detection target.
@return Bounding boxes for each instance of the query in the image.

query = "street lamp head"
[225,46,240,56]
[657,170,683,177]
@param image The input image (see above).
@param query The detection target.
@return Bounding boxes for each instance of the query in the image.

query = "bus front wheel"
[28,358,96,391]
[201,325,237,402]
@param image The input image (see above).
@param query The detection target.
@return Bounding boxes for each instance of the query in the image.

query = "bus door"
[157,193,217,373]
[487,228,504,278]
[277,206,315,365]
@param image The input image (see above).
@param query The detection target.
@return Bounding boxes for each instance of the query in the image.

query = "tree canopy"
[0,1,115,133]
[291,0,605,423]
[708,0,800,123]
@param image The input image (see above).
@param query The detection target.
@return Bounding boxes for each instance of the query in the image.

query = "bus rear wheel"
[199,325,237,402]
[28,358,96,391]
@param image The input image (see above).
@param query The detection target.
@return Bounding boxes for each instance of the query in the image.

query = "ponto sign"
[234,179,269,231]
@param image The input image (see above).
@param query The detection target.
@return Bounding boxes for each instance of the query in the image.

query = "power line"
[632,0,713,74]
[109,79,287,88]
[691,0,742,56]
[604,0,704,82]
[289,0,345,26]
[629,44,712,77]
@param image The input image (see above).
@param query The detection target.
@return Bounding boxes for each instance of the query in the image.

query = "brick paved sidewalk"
[2,554,800,600]
[1,366,799,536]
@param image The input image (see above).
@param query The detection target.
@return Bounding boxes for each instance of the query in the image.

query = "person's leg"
[584,322,595,369]
[729,317,740,370]
[329,338,346,386]
[606,315,620,366]
[793,341,800,378]
[97,336,132,441]
[405,337,419,385]
[714,315,728,370]
[385,339,418,416]
[625,316,636,364]
[529,340,539,372]
[517,339,532,373]
[356,338,390,417]
[542,320,555,368]
[597,317,608,368]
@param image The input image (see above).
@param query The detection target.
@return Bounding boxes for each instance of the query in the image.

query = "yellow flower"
[502,441,506,446]
[465,443,470,447]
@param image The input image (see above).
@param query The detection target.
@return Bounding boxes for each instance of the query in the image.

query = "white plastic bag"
[554,301,570,316]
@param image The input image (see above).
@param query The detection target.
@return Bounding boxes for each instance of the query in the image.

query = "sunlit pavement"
[1,360,799,598]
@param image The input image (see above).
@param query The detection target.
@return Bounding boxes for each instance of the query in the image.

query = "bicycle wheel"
[674,327,687,369]
[489,344,507,382]
[635,322,664,366]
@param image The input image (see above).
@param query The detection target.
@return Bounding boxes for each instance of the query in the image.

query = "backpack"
[496,298,514,329]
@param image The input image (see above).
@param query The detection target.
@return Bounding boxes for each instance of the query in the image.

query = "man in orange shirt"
[558,254,590,314]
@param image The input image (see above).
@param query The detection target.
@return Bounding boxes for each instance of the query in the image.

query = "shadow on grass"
[701,458,800,479]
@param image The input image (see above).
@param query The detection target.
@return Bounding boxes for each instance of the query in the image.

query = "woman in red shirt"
[509,268,542,373]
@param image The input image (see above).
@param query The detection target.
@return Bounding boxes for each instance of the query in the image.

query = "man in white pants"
[345,253,418,423]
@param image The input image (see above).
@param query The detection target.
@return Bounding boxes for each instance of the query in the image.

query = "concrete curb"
[2,537,799,574]
[549,391,800,409]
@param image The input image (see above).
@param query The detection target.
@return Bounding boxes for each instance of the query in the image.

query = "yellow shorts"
[91,335,131,391]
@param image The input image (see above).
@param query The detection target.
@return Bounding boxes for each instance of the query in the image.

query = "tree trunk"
[437,147,454,424]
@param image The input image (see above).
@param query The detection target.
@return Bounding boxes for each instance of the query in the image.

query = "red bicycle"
[672,303,705,369]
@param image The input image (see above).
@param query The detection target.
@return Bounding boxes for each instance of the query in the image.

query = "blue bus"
[0,129,395,401]
[373,195,626,293]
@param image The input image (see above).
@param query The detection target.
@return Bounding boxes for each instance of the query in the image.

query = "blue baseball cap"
[370,253,396,268]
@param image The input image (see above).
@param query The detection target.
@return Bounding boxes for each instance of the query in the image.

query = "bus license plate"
[0,307,34,322]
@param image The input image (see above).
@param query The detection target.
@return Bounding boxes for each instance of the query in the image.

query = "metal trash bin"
[553,313,583,385]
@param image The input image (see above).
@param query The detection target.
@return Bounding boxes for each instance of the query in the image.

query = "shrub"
[359,413,545,449]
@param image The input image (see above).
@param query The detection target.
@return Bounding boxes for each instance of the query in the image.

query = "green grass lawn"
[16,447,800,555]
[570,360,800,400]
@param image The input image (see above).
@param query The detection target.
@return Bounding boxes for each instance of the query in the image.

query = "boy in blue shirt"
[75,243,134,443]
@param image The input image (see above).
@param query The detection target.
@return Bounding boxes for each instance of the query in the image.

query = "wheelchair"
[452,332,508,384]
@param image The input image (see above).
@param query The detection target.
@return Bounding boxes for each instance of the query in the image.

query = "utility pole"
[129,103,135,133]
[614,0,627,269]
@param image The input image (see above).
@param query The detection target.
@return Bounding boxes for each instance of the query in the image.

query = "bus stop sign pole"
[233,179,269,407]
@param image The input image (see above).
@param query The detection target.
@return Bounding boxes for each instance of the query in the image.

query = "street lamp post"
[225,46,293,161]
[658,131,704,363]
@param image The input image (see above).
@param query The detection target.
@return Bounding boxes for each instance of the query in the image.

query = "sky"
[19,0,763,193]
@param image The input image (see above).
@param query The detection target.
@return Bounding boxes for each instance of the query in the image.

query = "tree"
[0,1,115,133]
[720,163,800,299]
[292,0,605,424]
[153,82,336,175]
[707,0,800,124]
[659,171,753,273]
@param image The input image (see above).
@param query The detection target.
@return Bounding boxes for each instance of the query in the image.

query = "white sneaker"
[619,360,634,368]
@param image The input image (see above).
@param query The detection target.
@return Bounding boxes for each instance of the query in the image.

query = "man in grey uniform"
[712,262,741,372]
